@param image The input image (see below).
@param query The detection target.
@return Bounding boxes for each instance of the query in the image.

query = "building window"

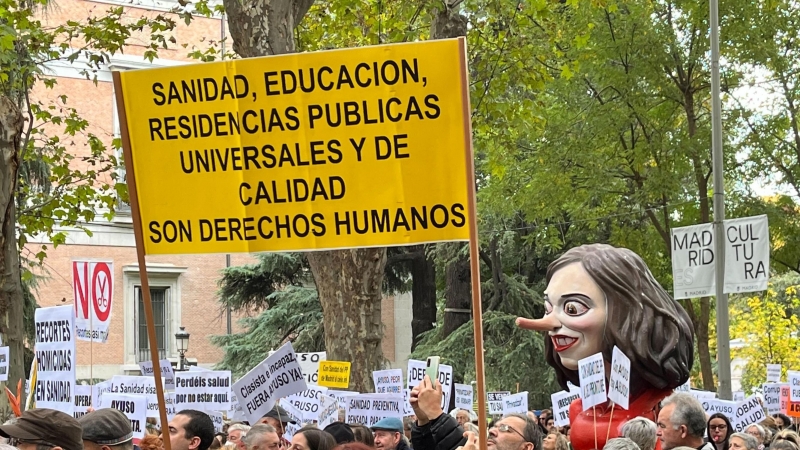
[134,286,170,362]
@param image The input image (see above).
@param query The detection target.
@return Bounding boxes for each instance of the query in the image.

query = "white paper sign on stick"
[73,261,114,343]
[373,369,404,395]
[73,385,94,419]
[109,375,160,418]
[34,305,76,414]
[402,389,415,417]
[671,223,716,299]
[344,394,403,426]
[454,383,474,412]
[767,364,782,383]
[723,215,769,294]
[578,353,606,410]
[175,370,231,412]
[733,395,765,432]
[733,391,745,402]
[608,346,630,409]
[789,371,800,402]
[551,390,580,427]
[318,395,340,429]
[208,411,224,433]
[329,390,359,406]
[0,347,9,382]
[675,380,691,392]
[279,400,304,424]
[406,360,453,410]
[232,342,308,424]
[285,385,329,422]
[270,350,327,386]
[139,359,176,391]
[502,392,528,414]
[691,389,717,401]
[702,399,736,418]
[99,393,147,439]
[763,383,782,415]
[488,392,510,415]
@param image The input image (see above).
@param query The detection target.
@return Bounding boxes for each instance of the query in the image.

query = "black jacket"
[411,414,466,450]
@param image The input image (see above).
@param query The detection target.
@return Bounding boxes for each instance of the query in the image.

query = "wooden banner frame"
[112,36,487,450]
[112,71,172,450]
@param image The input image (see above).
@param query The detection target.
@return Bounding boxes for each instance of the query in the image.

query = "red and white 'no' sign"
[73,261,114,343]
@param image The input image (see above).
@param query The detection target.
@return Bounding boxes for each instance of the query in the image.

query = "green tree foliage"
[730,274,800,394]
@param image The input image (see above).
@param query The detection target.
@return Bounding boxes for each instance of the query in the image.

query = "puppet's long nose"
[515,315,561,331]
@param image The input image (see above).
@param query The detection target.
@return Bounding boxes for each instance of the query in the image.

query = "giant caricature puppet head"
[517,244,694,399]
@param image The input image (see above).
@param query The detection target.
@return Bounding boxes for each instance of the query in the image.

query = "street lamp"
[175,326,190,371]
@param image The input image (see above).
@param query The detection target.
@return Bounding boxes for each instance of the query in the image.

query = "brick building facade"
[26,0,412,381]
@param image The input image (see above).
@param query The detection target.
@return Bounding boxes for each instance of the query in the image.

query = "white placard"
[99,393,147,439]
[763,383,782,415]
[407,359,453,410]
[318,395,340,428]
[789,371,800,401]
[95,380,112,407]
[691,389,717,401]
[671,223,716,299]
[279,399,304,424]
[373,369,404,395]
[502,391,528,414]
[73,261,114,343]
[175,370,231,412]
[733,395,765,432]
[767,364,782,383]
[208,410,225,433]
[74,385,94,419]
[734,391,745,402]
[233,342,308,424]
[0,347,9,382]
[402,389,414,416]
[724,215,769,294]
[344,393,404,426]
[230,392,247,422]
[608,346,630,409]
[454,383,474,412]
[34,305,76,414]
[578,353,606,410]
[139,359,176,391]
[488,391,510,415]
[285,385,329,422]
[270,350,327,386]
[329,389,359,406]
[675,380,691,392]
[702,399,736,418]
[165,392,177,422]
[284,422,301,442]
[109,375,160,417]
[551,390,580,427]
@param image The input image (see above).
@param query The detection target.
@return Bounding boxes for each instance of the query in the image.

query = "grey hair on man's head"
[661,393,707,438]
[604,437,641,450]
[621,417,657,450]
[730,433,759,450]
[229,423,252,434]
[503,413,543,450]
[242,424,277,448]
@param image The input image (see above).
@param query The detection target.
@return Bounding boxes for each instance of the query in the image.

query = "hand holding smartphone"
[425,356,440,384]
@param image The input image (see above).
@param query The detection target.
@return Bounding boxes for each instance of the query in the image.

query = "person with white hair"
[746,424,767,450]
[605,438,641,450]
[656,393,713,450]
[730,433,759,450]
[622,417,658,450]
[228,424,252,450]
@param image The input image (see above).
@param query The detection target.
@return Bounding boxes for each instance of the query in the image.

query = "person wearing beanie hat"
[78,409,134,450]
[0,408,83,450]
[371,418,409,450]
[323,423,354,445]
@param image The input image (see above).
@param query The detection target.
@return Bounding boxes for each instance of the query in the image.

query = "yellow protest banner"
[114,39,471,254]
[318,361,352,388]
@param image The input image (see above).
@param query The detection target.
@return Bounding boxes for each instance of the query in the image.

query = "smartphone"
[425,356,440,383]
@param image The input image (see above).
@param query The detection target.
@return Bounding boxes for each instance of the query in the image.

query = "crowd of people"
[0,380,794,450]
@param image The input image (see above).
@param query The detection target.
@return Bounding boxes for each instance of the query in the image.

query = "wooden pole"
[112,71,172,450]
[458,36,487,450]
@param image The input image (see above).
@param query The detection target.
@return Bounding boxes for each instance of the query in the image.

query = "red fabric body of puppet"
[569,388,672,450]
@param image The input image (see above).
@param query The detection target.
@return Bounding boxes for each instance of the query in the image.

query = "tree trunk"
[410,245,436,351]
[443,249,471,336]
[221,0,388,393]
[0,95,26,412]
[307,249,386,392]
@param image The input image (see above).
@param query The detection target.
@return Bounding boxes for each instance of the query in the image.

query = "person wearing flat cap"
[0,408,83,450]
[257,406,296,448]
[78,409,134,450]
[371,418,410,450]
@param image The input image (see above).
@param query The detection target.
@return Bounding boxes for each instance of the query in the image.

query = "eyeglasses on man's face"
[495,423,527,442]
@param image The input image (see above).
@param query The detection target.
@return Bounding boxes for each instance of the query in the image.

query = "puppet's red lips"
[552,335,578,351]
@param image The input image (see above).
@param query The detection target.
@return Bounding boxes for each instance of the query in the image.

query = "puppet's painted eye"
[564,301,588,316]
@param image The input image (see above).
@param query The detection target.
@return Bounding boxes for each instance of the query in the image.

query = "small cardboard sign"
[767,364,782,383]
[552,390,580,427]
[762,383,783,415]
[344,394,403,426]
[488,391,510,415]
[373,369,404,395]
[285,385,329,422]
[578,353,606,410]
[502,391,528,414]
[318,361,351,388]
[454,383,474,412]
[99,393,147,439]
[733,395,765,432]
[608,346,630,409]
